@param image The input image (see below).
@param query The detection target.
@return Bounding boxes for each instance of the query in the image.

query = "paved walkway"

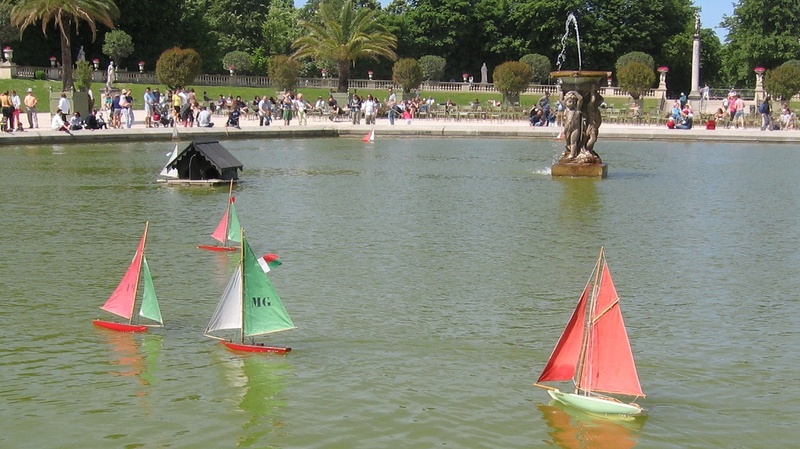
[0,109,796,145]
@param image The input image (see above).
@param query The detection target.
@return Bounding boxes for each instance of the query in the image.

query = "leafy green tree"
[492,61,532,103]
[0,3,20,49]
[204,0,271,54]
[156,47,202,89]
[519,53,551,83]
[392,58,423,93]
[102,30,133,66]
[615,51,654,72]
[113,0,183,70]
[268,54,301,91]
[222,51,251,74]
[8,0,120,91]
[419,55,446,81]
[764,64,800,101]
[292,0,397,92]
[721,0,800,86]
[617,61,655,100]
[263,0,301,56]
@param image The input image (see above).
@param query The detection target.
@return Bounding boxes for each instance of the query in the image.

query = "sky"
[293,0,735,41]
[695,0,734,41]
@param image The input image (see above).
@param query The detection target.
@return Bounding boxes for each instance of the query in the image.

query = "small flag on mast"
[257,253,282,273]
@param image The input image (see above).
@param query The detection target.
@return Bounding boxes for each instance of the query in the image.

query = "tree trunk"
[60,29,74,92]
[337,59,348,93]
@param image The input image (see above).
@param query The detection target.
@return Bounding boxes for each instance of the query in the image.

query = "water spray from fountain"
[556,13,582,71]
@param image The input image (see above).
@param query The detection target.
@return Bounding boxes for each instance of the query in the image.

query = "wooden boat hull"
[221,340,291,354]
[198,244,238,252]
[93,319,148,333]
[547,389,643,416]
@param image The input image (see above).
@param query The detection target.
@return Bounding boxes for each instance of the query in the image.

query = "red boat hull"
[93,320,148,333]
[198,244,238,252]
[221,340,291,354]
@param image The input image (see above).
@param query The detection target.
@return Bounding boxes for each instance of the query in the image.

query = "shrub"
[492,61,532,96]
[615,52,654,73]
[520,54,551,83]
[392,58,423,93]
[72,61,93,92]
[34,70,45,80]
[765,64,800,100]
[222,51,252,75]
[419,55,446,81]
[617,61,655,100]
[156,47,202,89]
[268,55,301,91]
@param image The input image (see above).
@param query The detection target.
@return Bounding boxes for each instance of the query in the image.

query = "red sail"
[579,263,644,397]
[101,229,146,320]
[210,204,230,244]
[538,283,590,382]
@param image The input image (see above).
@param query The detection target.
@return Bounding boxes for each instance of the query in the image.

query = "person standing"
[9,90,23,131]
[57,92,70,123]
[733,94,746,129]
[362,94,377,125]
[760,95,772,131]
[0,90,13,132]
[258,95,271,126]
[143,87,154,128]
[387,88,397,125]
[23,88,38,129]
[281,94,293,125]
[349,94,362,125]
[295,93,309,125]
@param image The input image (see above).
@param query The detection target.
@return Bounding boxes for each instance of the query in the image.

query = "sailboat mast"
[128,221,149,325]
[223,180,234,247]
[574,247,604,394]
[238,229,246,344]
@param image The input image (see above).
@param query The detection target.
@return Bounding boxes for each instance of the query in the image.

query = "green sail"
[242,238,295,337]
[139,257,163,325]
[228,203,242,244]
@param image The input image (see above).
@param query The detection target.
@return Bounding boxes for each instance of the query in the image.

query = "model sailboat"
[534,247,645,416]
[93,222,164,333]
[361,129,375,142]
[204,230,296,353]
[198,180,241,252]
[159,144,179,178]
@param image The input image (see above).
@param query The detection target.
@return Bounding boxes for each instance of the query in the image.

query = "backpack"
[759,102,768,114]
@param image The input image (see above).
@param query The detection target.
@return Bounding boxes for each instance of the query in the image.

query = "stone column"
[688,13,701,101]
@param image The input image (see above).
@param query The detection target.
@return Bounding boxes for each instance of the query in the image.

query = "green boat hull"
[547,389,643,416]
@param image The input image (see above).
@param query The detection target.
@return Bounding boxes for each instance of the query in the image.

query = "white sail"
[205,265,243,334]
[159,144,179,178]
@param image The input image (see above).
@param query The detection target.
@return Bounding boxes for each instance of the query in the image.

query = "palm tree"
[9,0,119,91]
[292,0,396,93]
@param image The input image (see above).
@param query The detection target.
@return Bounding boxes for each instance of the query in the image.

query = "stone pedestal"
[0,62,16,79]
[551,162,608,178]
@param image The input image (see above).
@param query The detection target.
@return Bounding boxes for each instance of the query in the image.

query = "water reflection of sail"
[216,354,291,445]
[102,332,162,384]
[538,402,646,449]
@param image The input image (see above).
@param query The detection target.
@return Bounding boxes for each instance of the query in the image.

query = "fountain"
[550,13,608,178]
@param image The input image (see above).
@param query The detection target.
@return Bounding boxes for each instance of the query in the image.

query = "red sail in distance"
[211,197,233,244]
[579,262,644,397]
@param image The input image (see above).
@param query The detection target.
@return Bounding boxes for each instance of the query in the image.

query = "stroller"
[151,104,172,127]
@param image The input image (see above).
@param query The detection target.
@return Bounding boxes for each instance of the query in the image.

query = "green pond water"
[0,137,798,448]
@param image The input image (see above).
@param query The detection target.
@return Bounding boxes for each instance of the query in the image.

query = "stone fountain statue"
[550,13,608,177]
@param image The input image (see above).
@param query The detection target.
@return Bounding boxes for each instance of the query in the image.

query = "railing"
[11,64,669,98]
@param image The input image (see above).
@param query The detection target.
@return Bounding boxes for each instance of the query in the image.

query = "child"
[403,108,412,125]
